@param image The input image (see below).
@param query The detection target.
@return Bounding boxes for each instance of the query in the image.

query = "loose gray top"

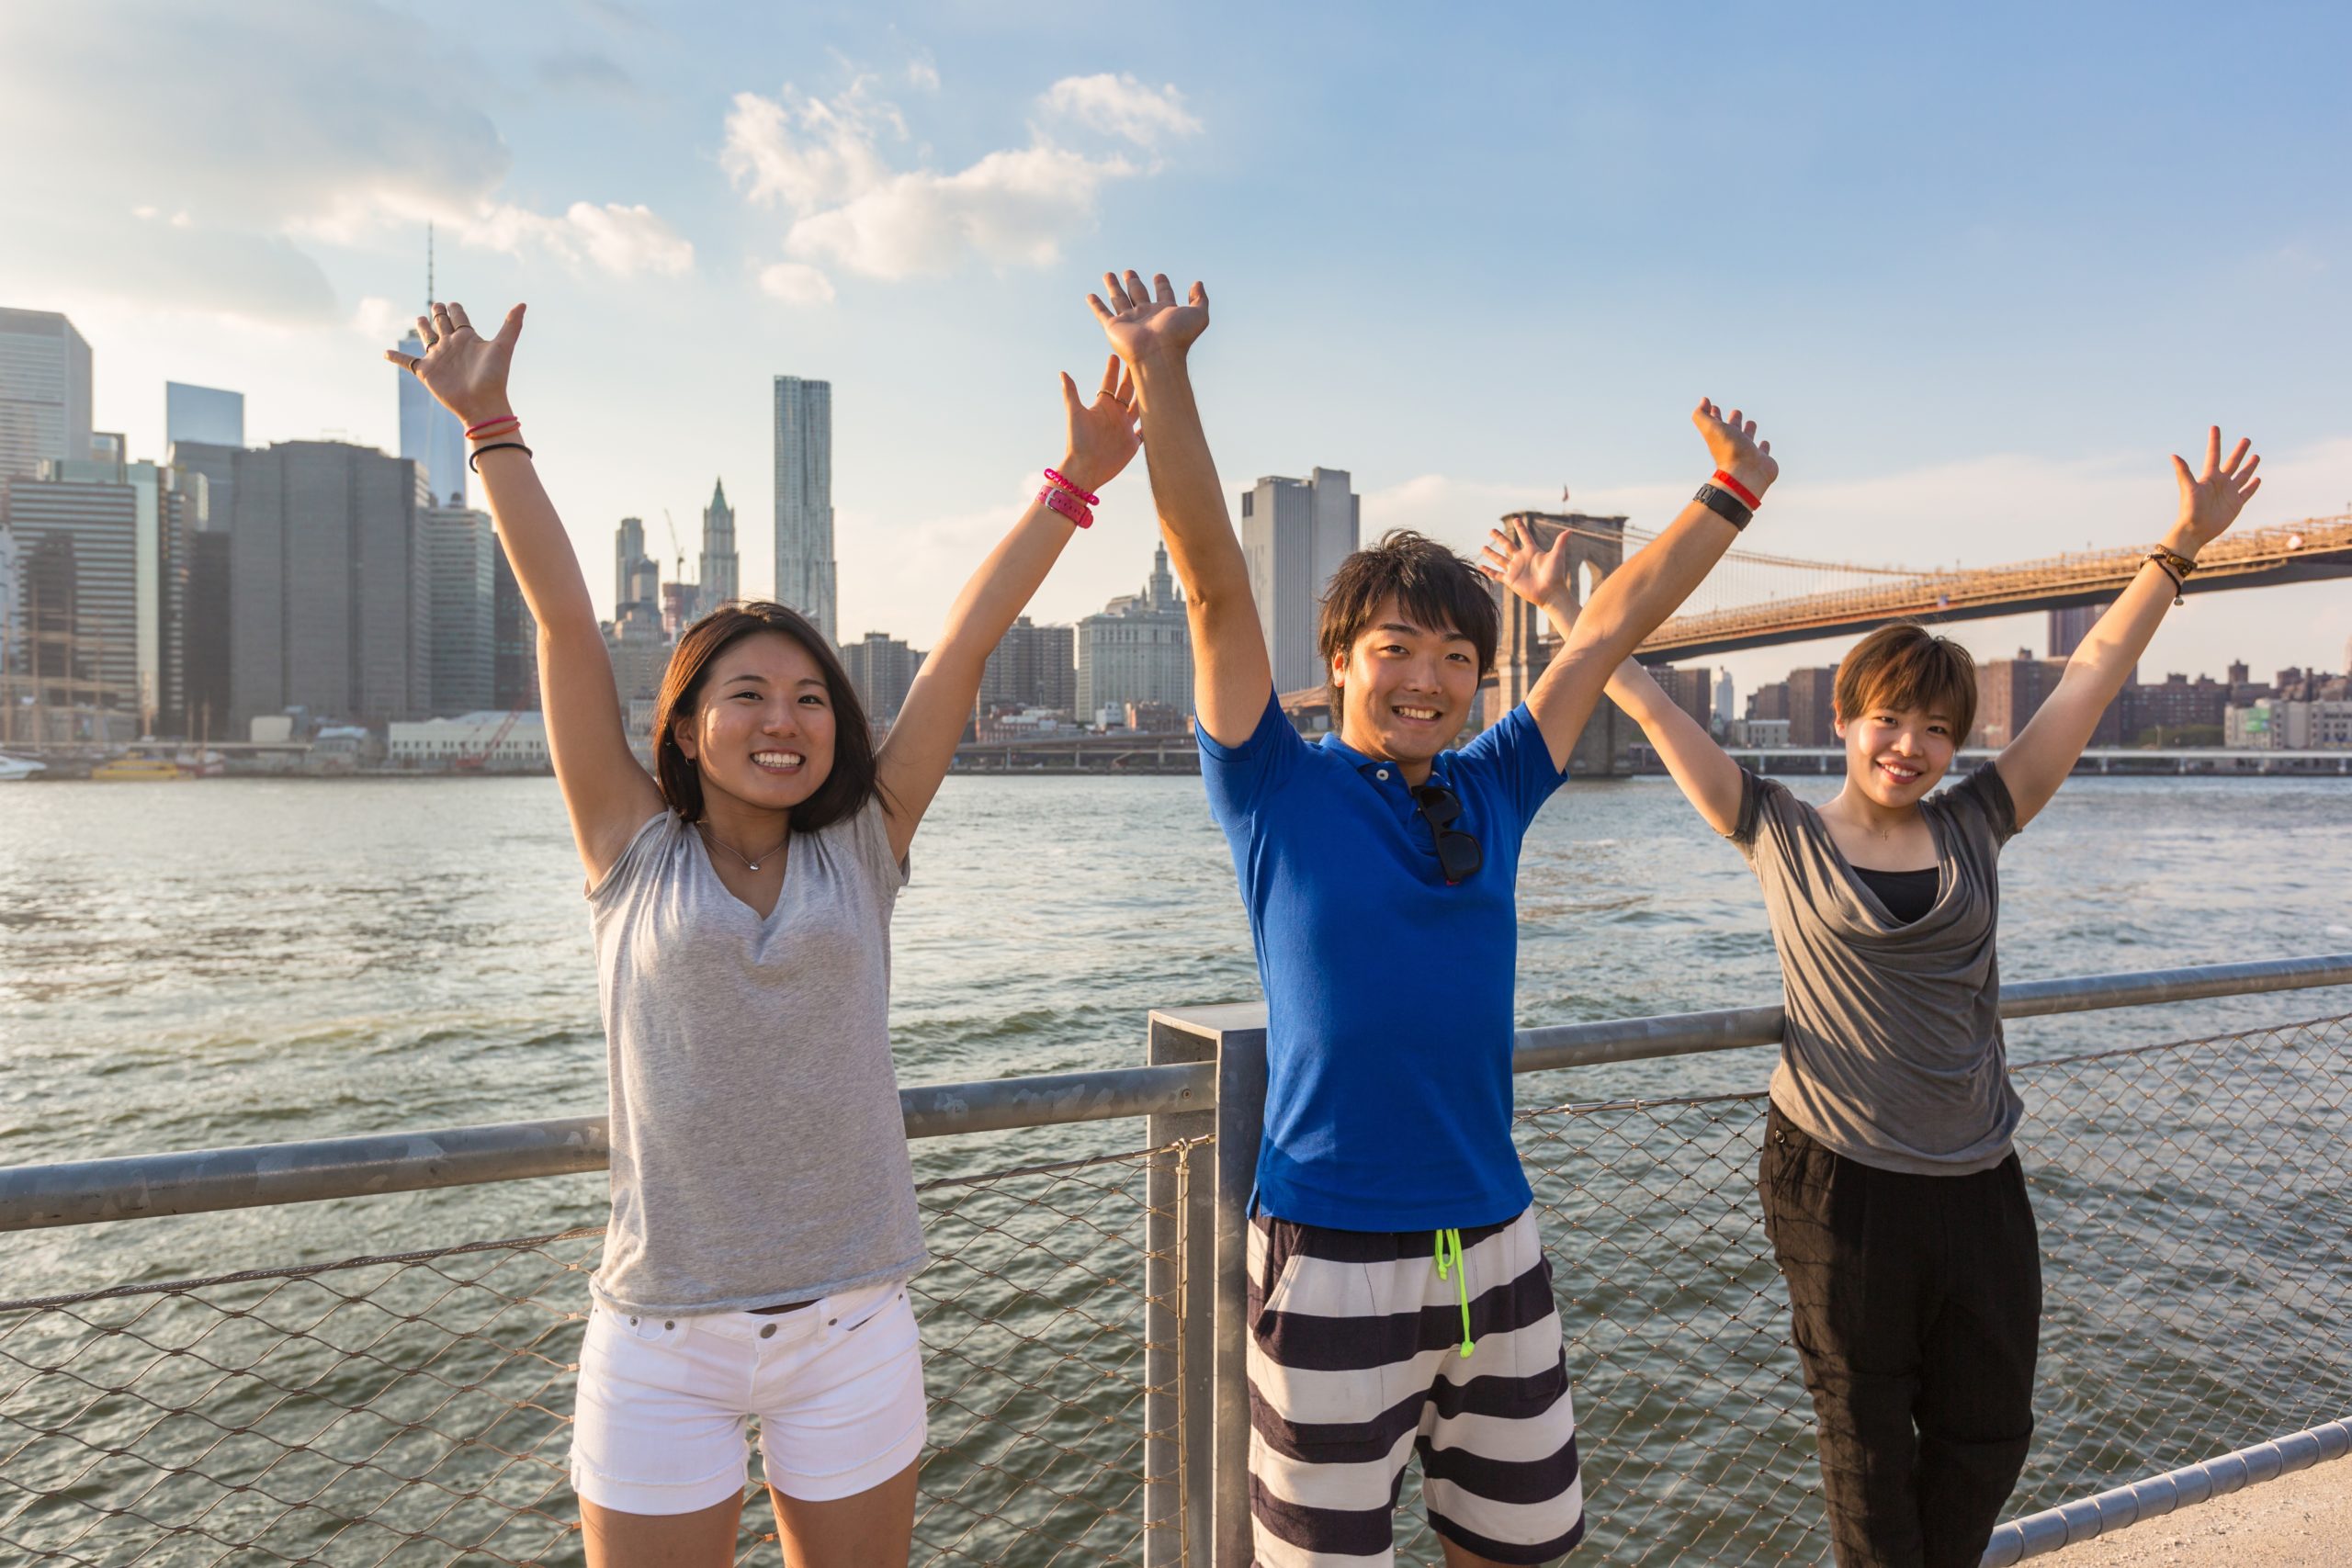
[585,802,927,1315]
[1730,763,2024,1175]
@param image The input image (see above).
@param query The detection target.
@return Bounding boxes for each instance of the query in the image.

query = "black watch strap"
[1694,482,1754,531]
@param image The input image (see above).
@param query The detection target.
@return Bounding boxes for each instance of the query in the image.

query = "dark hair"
[651,601,879,830]
[1835,622,1979,741]
[1316,530,1500,720]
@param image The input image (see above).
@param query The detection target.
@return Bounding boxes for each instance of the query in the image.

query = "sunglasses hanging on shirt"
[1411,784,1484,886]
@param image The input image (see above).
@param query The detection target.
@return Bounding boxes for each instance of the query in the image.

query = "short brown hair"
[651,601,879,829]
[1317,531,1499,720]
[1835,622,1979,740]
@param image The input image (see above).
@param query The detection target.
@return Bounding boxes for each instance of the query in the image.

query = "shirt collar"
[1318,729,1453,790]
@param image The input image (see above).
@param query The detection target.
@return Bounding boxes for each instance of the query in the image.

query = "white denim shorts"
[570,1280,926,1516]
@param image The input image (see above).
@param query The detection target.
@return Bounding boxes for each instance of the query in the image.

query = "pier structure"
[2,954,2349,1564]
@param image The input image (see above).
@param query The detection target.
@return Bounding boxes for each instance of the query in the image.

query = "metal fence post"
[1211,1011,1269,1567]
[1145,1006,1249,1565]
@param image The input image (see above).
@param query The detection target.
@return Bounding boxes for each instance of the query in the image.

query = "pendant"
[747,863,760,871]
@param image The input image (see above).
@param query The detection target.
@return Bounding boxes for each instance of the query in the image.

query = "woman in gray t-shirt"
[1485,427,2263,1567]
[389,303,1143,1563]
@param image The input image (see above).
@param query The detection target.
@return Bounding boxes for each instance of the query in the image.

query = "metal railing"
[2,953,2349,1565]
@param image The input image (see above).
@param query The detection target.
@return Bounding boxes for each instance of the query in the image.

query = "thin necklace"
[699,821,789,873]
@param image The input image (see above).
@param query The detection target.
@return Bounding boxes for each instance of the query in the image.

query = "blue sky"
[5,0,2347,695]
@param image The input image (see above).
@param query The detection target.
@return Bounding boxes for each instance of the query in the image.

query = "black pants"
[1758,1102,2041,1568]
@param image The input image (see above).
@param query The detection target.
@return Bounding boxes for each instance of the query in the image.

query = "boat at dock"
[87,756,183,782]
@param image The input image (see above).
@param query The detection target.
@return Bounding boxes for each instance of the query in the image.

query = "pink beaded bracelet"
[1042,468,1100,506]
[1040,486,1093,528]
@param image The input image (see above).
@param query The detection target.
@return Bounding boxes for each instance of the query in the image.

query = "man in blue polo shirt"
[1088,269,1779,1567]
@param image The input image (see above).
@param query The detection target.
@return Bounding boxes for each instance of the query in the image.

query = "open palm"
[384,300,523,425]
[1087,270,1209,366]
[2171,426,2261,548]
[1059,354,1143,492]
[1478,515,1577,612]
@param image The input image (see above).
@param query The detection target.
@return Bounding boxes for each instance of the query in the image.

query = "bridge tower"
[1495,512,1627,775]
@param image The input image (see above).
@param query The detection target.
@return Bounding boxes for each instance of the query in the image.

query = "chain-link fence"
[5,1014,2347,1566]
[0,1140,1198,1567]
[1384,1010,2352,1563]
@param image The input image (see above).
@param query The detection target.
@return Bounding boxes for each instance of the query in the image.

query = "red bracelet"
[1711,469,1762,510]
[1042,468,1100,506]
[1040,486,1093,528]
[466,415,521,438]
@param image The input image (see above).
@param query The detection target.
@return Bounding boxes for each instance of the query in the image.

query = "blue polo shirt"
[1199,693,1570,1232]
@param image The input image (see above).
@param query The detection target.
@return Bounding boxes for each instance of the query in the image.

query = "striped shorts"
[1247,1206,1586,1566]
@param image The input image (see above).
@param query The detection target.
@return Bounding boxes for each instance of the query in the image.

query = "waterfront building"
[979,615,1076,717]
[185,530,232,739]
[699,479,739,610]
[842,631,924,724]
[2120,671,2227,742]
[1747,681,1790,723]
[1974,650,2123,749]
[169,439,238,539]
[774,376,836,640]
[1732,716,1791,747]
[164,383,243,449]
[1076,543,1192,723]
[228,441,432,735]
[1239,468,1358,694]
[2047,602,2108,660]
[0,308,94,482]
[387,710,550,770]
[395,332,466,506]
[492,543,538,713]
[2226,697,2352,750]
[425,503,496,716]
[1785,667,1838,747]
[1,466,138,739]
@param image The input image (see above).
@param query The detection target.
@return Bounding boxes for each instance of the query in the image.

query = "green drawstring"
[1433,1228,1474,1358]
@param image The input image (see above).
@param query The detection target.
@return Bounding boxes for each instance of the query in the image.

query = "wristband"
[1711,468,1763,510]
[469,441,534,474]
[1040,486,1093,528]
[465,415,520,438]
[1043,468,1100,506]
[1694,483,1753,532]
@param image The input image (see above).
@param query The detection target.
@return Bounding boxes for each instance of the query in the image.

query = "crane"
[662,508,700,629]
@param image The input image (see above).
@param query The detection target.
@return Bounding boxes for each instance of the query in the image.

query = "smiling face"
[1332,595,1483,770]
[672,630,838,816]
[1835,699,1958,809]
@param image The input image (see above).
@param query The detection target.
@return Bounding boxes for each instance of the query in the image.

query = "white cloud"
[723,72,1193,283]
[0,2,692,322]
[758,261,837,306]
[348,296,408,343]
[907,59,941,92]
[1036,73,1201,146]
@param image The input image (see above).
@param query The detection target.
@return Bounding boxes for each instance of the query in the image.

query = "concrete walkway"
[2031,1457,2352,1566]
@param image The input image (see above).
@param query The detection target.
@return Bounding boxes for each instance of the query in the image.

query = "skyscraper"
[1240,468,1359,694]
[980,615,1077,716]
[396,333,467,507]
[0,308,95,482]
[3,465,138,736]
[774,376,836,640]
[615,516,654,625]
[492,540,539,713]
[842,632,925,723]
[165,383,244,448]
[426,502,496,716]
[701,478,739,609]
[229,441,432,733]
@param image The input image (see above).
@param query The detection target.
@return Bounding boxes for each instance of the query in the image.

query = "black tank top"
[1850,864,1939,926]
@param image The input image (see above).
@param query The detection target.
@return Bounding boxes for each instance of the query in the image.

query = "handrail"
[2,953,2346,1233]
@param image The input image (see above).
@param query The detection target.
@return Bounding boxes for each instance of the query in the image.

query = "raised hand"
[1691,398,1778,499]
[383,300,524,425]
[1086,270,1209,366]
[2169,426,2262,550]
[1477,513,1577,615]
[1058,354,1144,494]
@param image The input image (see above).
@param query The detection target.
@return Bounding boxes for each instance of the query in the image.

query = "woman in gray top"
[388,302,1141,1565]
[1484,428,2263,1568]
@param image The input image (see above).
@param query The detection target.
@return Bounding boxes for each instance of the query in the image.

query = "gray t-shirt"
[1730,762,2023,1176]
[585,801,928,1314]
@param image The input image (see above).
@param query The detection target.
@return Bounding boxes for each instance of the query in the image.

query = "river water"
[3,773,2348,1561]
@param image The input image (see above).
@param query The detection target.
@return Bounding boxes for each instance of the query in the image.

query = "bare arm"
[875,356,1143,862]
[389,303,662,882]
[1491,405,1778,771]
[1997,425,2262,827]
[1480,521,1744,833]
[1088,271,1272,747]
